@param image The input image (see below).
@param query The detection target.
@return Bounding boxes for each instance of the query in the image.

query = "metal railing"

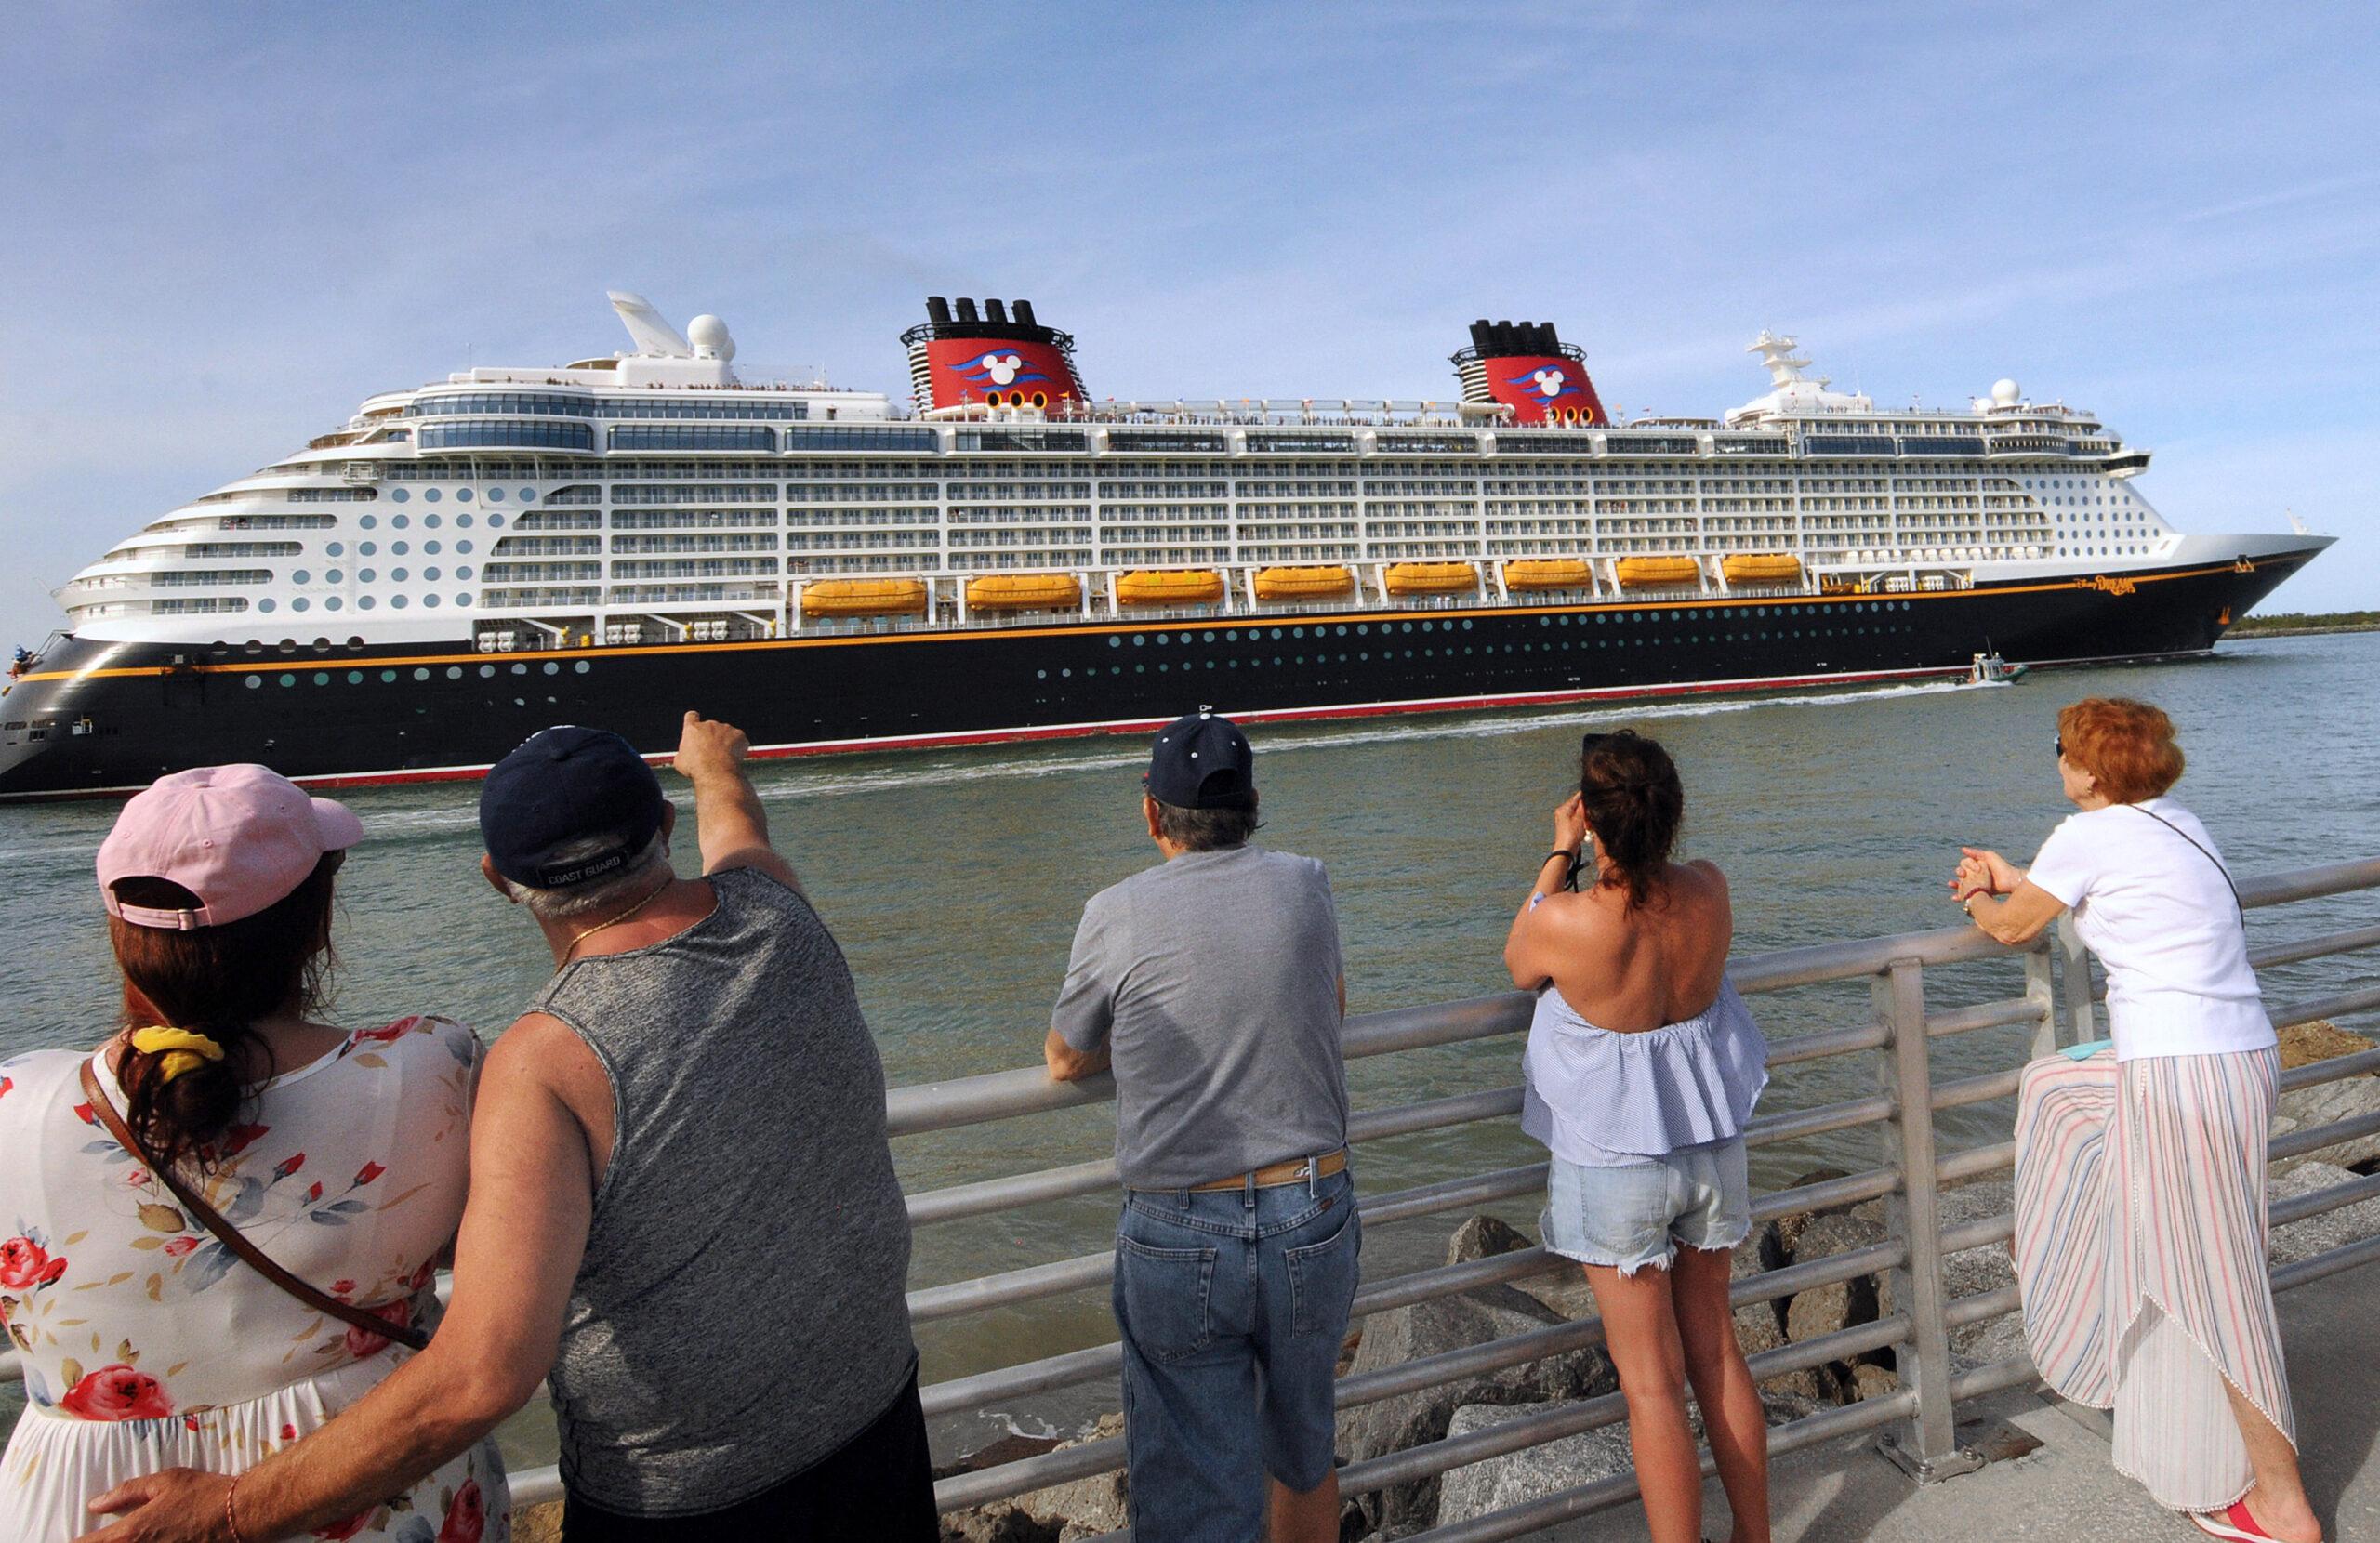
[7,857,2379,1536]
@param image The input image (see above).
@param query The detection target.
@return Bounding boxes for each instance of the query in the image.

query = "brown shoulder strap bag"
[79,1055,431,1352]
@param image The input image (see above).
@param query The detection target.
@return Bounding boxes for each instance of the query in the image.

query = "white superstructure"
[52,297,2306,652]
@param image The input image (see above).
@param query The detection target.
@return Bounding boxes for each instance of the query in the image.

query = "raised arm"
[80,1018,600,1543]
[1504,795,1588,989]
[673,710,802,895]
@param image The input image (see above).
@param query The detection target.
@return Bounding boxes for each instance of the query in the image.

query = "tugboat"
[1969,651,2029,685]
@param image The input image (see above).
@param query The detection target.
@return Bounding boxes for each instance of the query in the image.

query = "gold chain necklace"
[555,879,672,970]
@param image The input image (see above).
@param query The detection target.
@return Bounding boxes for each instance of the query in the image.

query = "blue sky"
[3,2,2375,642]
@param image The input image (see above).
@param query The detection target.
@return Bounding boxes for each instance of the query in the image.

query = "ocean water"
[5,632,2376,1459]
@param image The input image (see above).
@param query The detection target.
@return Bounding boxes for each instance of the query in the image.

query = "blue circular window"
[324,570,342,583]
[391,569,408,582]
[457,514,474,528]
[489,513,506,527]
[312,672,329,685]
[518,488,535,502]
[424,594,441,608]
[360,515,377,530]
[542,662,559,675]
[359,568,376,582]
[390,595,408,609]
[574,660,589,674]
[486,489,504,502]
[456,565,473,580]
[456,541,472,554]
[392,542,409,556]
[424,567,442,581]
[325,597,343,611]
[292,598,310,612]
[346,671,364,684]
[411,668,429,681]
[456,594,471,607]
[358,596,376,610]
[420,491,439,505]
[389,490,408,504]
[452,491,469,504]
[478,665,495,678]
[292,570,311,584]
[278,674,296,687]
[244,676,261,690]
[447,666,464,679]
[424,541,442,555]
[327,542,344,557]
[392,514,410,529]
[360,542,377,556]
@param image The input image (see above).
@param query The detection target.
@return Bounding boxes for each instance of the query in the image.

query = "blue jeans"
[1114,1167,1361,1541]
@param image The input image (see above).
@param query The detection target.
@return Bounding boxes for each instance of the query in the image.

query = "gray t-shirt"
[1053,844,1350,1189]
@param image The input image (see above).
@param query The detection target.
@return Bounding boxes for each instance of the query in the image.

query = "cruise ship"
[0,293,2332,799]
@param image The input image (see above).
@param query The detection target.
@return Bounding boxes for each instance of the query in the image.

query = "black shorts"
[561,1370,937,1541]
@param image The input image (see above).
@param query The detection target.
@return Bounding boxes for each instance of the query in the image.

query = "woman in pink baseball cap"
[0,765,509,1543]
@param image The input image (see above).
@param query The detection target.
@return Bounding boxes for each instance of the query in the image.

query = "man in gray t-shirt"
[1047,710,1357,1543]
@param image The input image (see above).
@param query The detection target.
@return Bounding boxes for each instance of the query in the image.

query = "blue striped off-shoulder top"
[1519,977,1771,1167]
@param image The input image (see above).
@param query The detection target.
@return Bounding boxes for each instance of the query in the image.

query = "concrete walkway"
[1549,1265,2378,1542]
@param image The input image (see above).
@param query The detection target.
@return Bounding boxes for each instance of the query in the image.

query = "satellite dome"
[1990,378,2021,407]
[687,314,736,362]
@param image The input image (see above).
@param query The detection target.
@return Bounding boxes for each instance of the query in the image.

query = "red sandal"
[2189,1499,2299,1541]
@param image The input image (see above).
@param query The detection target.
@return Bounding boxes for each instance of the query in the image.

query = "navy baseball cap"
[1145,709,1255,808]
[480,726,668,889]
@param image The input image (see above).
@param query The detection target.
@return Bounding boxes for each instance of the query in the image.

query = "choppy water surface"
[5,634,2375,1459]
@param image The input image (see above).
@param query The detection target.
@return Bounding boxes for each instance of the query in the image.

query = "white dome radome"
[1990,378,2021,406]
[687,314,736,362]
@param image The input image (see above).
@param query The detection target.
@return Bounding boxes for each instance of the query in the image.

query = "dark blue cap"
[1145,709,1254,808]
[480,726,668,889]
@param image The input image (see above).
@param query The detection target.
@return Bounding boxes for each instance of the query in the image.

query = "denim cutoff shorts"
[1540,1139,1751,1276]
[1113,1167,1360,1539]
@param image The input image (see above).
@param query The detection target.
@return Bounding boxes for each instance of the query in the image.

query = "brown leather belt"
[1183,1148,1348,1193]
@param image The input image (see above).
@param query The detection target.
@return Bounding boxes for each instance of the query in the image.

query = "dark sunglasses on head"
[2055,736,2065,759]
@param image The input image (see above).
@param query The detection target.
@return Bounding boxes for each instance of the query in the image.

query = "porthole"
[392,542,409,557]
[488,514,506,527]
[573,661,589,674]
[1155,633,1169,647]
[392,569,408,582]
[418,493,437,507]
[451,492,469,505]
[456,594,471,607]
[458,513,475,528]
[510,663,528,676]
[1109,636,1123,649]
[413,667,430,681]
[278,673,296,687]
[327,542,345,557]
[358,596,376,610]
[477,665,495,678]
[293,570,311,585]
[259,599,277,613]
[486,489,503,502]
[1132,634,1145,647]
[456,566,473,580]
[424,541,442,556]
[388,491,407,505]
[360,542,377,557]
[325,597,343,611]
[423,595,441,608]
[542,662,559,675]
[312,672,330,685]
[390,595,408,609]
[517,489,535,503]
[456,540,473,554]
[345,670,364,684]
[292,598,311,613]
[425,568,442,582]
[244,676,262,690]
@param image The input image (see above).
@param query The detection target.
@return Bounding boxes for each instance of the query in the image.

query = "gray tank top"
[533,866,915,1514]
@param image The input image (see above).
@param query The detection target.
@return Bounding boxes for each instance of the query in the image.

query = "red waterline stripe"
[282,662,1962,792]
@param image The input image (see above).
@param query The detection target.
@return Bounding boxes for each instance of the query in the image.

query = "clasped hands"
[1950,846,2022,905]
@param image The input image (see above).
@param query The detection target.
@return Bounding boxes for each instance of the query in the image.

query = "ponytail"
[1577,730,1685,911]
[107,854,340,1172]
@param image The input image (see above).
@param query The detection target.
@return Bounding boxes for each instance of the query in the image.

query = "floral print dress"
[0,1017,509,1543]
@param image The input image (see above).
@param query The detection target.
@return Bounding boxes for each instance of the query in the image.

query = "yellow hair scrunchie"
[129,1026,227,1085]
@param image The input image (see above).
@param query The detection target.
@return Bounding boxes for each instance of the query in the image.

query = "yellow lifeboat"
[1116,569,1226,606]
[1252,564,1355,601]
[1615,556,1702,589]
[1721,553,1803,586]
[966,573,1081,612]
[1502,559,1593,592]
[801,578,928,616]
[1383,562,1478,597]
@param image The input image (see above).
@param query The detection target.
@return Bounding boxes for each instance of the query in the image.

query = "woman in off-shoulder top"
[1502,730,1771,1543]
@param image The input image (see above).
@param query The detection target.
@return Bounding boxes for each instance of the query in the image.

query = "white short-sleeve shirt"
[2027,797,2273,1061]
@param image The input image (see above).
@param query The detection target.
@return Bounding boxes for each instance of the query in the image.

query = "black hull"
[0,550,2321,800]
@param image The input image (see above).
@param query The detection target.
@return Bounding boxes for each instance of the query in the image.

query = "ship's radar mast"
[1749,330,1828,389]
[608,291,694,359]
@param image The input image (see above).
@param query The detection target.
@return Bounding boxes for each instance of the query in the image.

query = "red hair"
[2057,697,2184,804]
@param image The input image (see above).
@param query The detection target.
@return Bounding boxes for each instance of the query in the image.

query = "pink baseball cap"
[98,764,365,930]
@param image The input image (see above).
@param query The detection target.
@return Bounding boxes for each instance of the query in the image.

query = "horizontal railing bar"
[2239,856,2380,909]
[1937,1140,2016,1184]
[2268,1171,2380,1230]
[2271,1231,2380,1292]
[1339,1314,1912,1501]
[1926,996,2048,1038]
[1944,1283,2021,1330]
[1748,1091,1896,1147]
[1767,1018,1892,1067]
[2279,1045,2380,1091]
[2252,921,2380,970]
[1752,1164,1900,1220]
[511,1466,562,1509]
[1401,1382,1922,1543]
[2270,1110,2380,1163]
[1941,1214,2016,1254]
[1356,1163,1548,1227]
[2271,985,2380,1033]
[1931,1065,2023,1112]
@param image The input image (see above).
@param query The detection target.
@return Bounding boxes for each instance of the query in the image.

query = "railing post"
[1872,958,1986,1483]
[2023,937,2058,1062]
[2053,913,2097,1049]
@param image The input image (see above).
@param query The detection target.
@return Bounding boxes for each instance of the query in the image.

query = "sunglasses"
[2055,736,2065,759]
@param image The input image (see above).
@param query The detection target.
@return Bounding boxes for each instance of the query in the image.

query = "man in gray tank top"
[1049,711,1358,1543]
[86,713,930,1542]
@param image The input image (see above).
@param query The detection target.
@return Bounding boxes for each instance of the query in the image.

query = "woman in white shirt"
[1955,697,2317,1543]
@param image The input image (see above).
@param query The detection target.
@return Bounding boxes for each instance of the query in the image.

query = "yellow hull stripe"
[11,558,2275,684]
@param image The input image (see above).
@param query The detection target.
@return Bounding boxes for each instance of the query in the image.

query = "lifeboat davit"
[1502,559,1593,591]
[1383,562,1478,597]
[800,578,928,616]
[1722,553,1803,586]
[1616,556,1702,589]
[1117,570,1225,606]
[1253,565,1355,600]
[966,573,1081,612]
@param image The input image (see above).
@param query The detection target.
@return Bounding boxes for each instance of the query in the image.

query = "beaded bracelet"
[224,1475,246,1543]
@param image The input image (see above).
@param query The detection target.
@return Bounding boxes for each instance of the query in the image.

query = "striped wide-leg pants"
[2012,1044,2295,1512]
